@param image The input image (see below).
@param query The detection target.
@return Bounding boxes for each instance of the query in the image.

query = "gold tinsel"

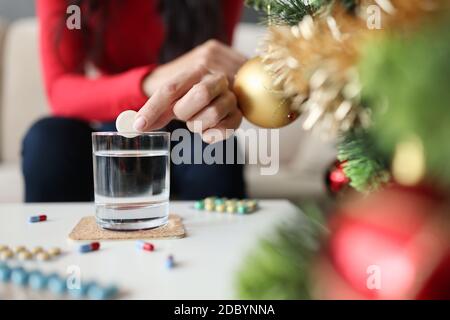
[259,0,449,135]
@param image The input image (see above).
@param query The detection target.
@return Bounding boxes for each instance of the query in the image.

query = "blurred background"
[0,0,263,22]
[0,0,335,203]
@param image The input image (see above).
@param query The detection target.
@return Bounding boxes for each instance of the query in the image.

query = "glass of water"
[92,132,170,230]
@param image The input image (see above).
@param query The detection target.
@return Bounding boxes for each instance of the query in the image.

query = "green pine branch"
[360,15,450,187]
[245,0,330,25]
[245,0,358,25]
[337,129,390,193]
[246,0,271,11]
[236,204,326,299]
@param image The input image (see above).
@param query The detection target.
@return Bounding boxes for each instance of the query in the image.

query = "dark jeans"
[22,117,246,202]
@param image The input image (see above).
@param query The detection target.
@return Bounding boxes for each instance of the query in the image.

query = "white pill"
[116,110,139,138]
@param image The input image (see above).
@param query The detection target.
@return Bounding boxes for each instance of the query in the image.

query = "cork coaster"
[68,214,185,241]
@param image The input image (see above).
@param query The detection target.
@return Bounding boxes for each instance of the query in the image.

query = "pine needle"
[337,129,390,193]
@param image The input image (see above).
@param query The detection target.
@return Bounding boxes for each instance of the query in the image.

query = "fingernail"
[203,134,214,144]
[133,116,147,132]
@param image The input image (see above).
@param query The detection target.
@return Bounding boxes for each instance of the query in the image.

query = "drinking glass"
[92,132,170,230]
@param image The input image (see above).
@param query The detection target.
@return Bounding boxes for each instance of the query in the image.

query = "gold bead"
[36,251,51,261]
[0,245,9,252]
[0,249,14,260]
[225,200,235,207]
[215,204,226,213]
[14,245,26,254]
[204,198,215,208]
[31,246,44,255]
[226,205,236,214]
[246,200,258,212]
[392,135,426,187]
[48,247,62,257]
[18,250,33,261]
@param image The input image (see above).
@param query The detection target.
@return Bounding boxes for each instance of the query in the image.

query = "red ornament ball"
[326,161,351,194]
[312,185,450,299]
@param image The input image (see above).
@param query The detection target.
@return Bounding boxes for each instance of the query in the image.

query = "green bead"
[237,206,248,215]
[194,201,205,210]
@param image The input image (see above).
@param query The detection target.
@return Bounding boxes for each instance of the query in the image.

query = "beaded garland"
[194,197,259,214]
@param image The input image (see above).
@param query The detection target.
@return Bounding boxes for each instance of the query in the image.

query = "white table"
[0,200,301,299]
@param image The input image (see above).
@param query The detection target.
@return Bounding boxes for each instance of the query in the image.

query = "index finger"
[134,65,210,132]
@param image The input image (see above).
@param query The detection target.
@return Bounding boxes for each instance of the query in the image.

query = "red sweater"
[37,0,243,122]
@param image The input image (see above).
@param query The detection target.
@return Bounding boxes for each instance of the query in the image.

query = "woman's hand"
[143,40,247,97]
[134,65,243,144]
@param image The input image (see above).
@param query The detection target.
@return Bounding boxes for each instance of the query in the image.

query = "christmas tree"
[235,0,450,299]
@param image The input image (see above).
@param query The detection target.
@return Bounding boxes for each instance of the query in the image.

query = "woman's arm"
[223,0,245,44]
[37,0,153,122]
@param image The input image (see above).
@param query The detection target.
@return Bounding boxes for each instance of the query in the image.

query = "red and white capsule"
[136,240,154,252]
[29,215,47,223]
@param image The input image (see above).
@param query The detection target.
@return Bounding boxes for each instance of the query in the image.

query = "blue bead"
[0,265,12,283]
[46,272,59,285]
[46,272,59,281]
[28,271,48,290]
[87,283,106,300]
[48,275,67,295]
[11,267,29,287]
[68,281,96,299]
[98,285,119,300]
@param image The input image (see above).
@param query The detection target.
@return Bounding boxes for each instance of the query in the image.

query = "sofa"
[0,18,336,203]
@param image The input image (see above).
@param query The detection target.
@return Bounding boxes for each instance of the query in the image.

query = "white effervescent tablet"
[116,110,139,138]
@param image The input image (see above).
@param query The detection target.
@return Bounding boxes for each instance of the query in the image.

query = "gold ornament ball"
[233,57,298,128]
